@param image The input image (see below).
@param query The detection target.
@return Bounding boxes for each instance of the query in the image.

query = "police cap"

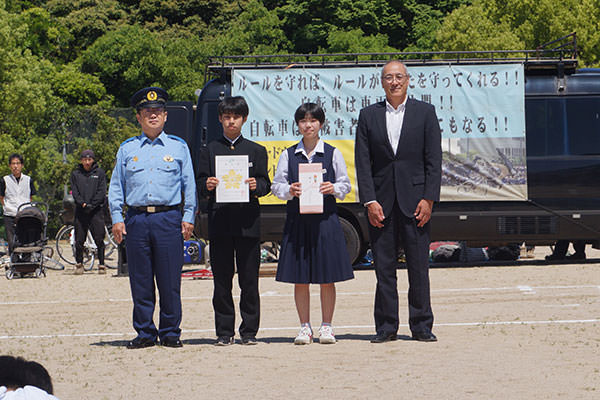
[130,87,168,110]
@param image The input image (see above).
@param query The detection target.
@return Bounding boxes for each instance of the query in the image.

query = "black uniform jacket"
[70,162,107,213]
[197,136,270,238]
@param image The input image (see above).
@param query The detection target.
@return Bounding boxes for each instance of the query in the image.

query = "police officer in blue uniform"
[108,87,196,349]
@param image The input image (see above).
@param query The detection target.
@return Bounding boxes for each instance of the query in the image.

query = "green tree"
[80,24,167,106]
[4,0,46,13]
[133,0,225,36]
[435,0,600,66]
[161,36,210,100]
[15,6,72,61]
[434,2,523,52]
[0,53,62,139]
[402,0,471,52]
[275,0,404,53]
[207,0,290,55]
[88,108,139,178]
[52,64,108,105]
[322,28,395,56]
[46,0,128,60]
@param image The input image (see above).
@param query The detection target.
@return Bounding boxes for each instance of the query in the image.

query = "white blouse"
[271,139,351,201]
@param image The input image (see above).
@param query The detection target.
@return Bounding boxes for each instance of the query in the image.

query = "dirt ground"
[1,245,599,400]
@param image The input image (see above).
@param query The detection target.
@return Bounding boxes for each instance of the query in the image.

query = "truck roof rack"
[207,33,578,73]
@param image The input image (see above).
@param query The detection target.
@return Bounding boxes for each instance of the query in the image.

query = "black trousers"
[74,208,105,265]
[368,201,433,335]
[4,215,15,254]
[553,240,586,257]
[210,235,261,338]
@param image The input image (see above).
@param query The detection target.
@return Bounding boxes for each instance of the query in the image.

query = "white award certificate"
[215,155,249,203]
[299,162,323,214]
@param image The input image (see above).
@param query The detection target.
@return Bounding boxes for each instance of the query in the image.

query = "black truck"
[165,41,600,264]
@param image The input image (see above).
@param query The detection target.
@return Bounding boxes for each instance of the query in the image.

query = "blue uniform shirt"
[108,131,196,224]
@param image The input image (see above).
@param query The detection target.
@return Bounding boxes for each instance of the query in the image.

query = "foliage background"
[0,0,597,233]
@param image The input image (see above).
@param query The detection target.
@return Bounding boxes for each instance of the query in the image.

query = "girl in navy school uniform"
[271,103,354,344]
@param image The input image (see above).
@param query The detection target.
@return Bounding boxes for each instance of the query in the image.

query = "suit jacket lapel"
[396,98,414,158]
[375,101,395,157]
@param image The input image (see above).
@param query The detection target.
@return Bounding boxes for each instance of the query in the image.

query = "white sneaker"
[294,326,313,345]
[318,324,336,344]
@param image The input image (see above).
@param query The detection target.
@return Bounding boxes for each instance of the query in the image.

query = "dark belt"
[130,205,180,213]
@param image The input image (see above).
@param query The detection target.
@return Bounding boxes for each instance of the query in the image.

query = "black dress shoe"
[214,336,234,346]
[241,336,258,345]
[370,332,398,343]
[412,331,437,342]
[126,337,156,349]
[566,252,586,260]
[161,337,183,348]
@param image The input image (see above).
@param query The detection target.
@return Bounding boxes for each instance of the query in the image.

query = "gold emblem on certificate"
[222,169,243,189]
[215,155,249,203]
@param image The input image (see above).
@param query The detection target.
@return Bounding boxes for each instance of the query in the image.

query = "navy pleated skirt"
[276,212,354,284]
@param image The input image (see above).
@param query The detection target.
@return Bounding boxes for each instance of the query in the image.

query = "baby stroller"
[5,202,49,279]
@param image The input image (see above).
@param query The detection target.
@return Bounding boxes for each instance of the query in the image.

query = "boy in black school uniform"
[197,96,271,345]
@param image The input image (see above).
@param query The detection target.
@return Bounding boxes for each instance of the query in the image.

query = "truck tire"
[340,217,362,265]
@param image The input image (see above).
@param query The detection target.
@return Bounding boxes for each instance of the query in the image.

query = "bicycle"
[41,245,66,271]
[55,223,118,271]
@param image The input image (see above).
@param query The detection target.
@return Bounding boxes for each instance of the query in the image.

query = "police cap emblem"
[130,87,168,109]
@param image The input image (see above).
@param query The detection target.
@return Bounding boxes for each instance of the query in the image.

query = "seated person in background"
[0,355,59,400]
[545,240,586,261]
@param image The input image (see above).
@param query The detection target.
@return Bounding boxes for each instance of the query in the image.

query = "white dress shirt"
[363,98,407,207]
[385,98,407,154]
[271,139,351,201]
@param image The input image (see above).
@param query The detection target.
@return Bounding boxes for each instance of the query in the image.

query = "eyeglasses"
[383,73,409,83]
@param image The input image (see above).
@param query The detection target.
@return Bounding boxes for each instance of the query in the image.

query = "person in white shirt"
[0,154,36,254]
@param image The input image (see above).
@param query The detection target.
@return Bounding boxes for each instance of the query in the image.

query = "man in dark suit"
[355,60,442,343]
[197,96,271,346]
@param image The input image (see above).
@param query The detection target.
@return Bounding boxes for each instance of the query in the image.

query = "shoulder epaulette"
[120,136,138,147]
[166,134,188,145]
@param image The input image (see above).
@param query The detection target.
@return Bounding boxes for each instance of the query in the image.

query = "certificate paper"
[215,155,249,203]
[299,163,323,214]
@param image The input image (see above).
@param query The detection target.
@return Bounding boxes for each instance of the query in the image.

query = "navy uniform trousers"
[125,208,183,341]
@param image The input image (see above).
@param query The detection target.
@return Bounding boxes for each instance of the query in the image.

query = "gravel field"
[1,245,599,399]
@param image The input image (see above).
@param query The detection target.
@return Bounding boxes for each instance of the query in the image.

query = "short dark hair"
[24,360,54,394]
[8,154,23,165]
[294,103,325,124]
[0,356,54,394]
[218,96,249,117]
[0,355,26,389]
